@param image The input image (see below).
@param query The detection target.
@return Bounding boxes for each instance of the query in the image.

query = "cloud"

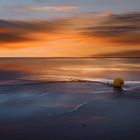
[80,12,140,45]
[0,32,34,43]
[0,19,68,45]
[83,25,138,36]
[1,11,140,46]
[0,11,140,57]
[95,50,140,57]
[14,6,80,12]
[0,19,66,32]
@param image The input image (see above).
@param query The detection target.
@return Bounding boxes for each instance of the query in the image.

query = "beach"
[0,82,140,140]
[0,58,140,140]
[0,0,140,138]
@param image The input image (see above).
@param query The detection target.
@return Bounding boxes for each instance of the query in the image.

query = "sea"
[0,58,140,140]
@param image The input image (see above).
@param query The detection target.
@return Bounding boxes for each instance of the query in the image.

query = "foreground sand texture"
[0,82,140,140]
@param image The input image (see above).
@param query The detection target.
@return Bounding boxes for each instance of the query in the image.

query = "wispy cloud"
[0,19,68,44]
[14,6,80,12]
[0,32,34,43]
[0,11,139,57]
[80,12,140,45]
[95,50,140,57]
[2,11,140,45]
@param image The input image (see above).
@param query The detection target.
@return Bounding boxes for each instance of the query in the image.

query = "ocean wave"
[0,77,139,91]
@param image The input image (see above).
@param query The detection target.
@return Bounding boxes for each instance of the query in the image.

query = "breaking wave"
[0,76,140,91]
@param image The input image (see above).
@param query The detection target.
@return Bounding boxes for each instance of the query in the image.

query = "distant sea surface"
[0,58,140,82]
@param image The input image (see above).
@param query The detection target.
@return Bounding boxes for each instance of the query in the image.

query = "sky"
[0,0,140,57]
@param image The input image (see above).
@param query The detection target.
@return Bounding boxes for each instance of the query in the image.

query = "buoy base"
[113,78,124,89]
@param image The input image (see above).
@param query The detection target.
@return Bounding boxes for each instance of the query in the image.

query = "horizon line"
[0,57,140,59]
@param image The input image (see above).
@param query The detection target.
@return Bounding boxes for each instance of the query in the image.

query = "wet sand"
[0,83,140,140]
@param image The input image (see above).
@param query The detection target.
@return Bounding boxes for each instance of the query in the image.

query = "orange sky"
[0,12,140,57]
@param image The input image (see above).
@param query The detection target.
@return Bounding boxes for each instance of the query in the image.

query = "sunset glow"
[0,0,139,57]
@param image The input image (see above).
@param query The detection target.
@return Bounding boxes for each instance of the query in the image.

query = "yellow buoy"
[113,78,124,89]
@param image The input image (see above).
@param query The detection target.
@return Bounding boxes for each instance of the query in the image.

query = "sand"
[0,83,140,140]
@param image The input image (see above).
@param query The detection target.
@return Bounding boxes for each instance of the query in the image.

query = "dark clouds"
[84,25,138,36]
[95,50,140,57]
[109,12,140,23]
[81,12,140,45]
[0,19,67,32]
[0,32,34,43]
[0,19,67,43]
